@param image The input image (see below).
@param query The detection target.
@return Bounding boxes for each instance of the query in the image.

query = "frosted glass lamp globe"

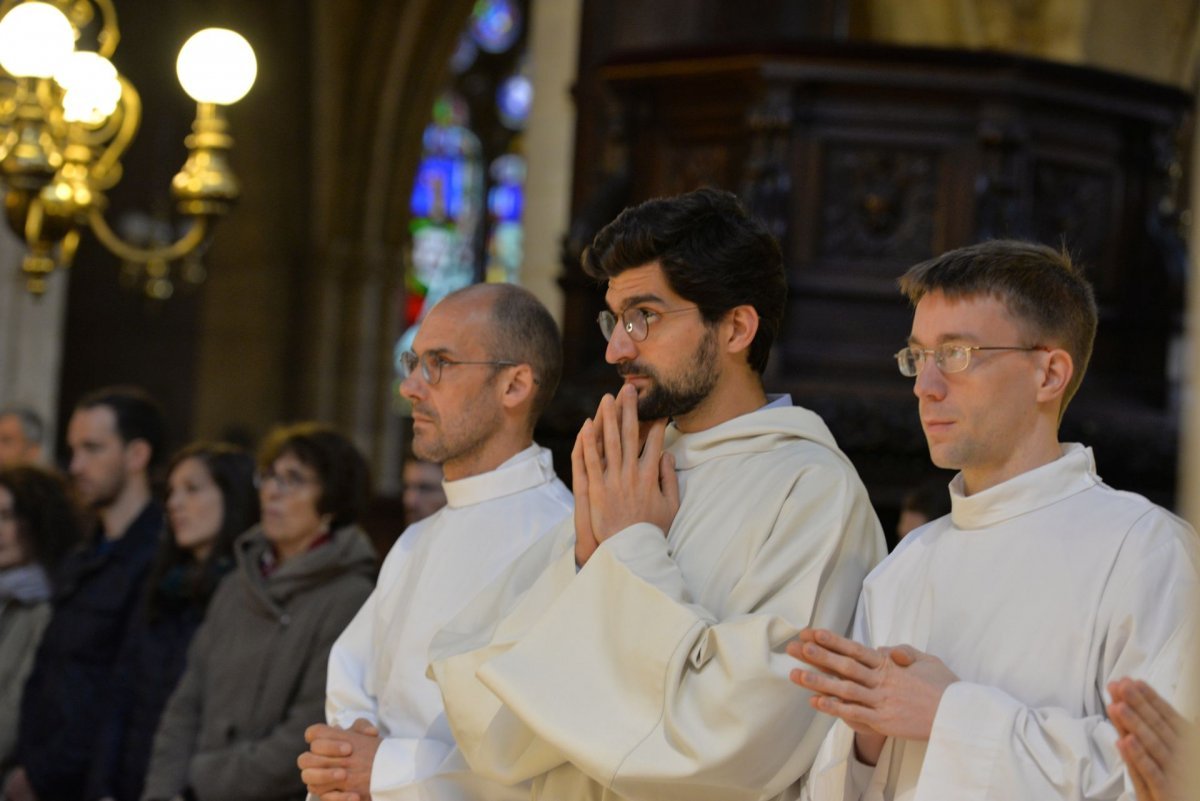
[176,28,256,105]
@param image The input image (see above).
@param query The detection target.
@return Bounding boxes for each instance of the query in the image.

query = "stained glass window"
[395,0,531,398]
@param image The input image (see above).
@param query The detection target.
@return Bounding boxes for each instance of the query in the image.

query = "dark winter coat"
[85,557,234,801]
[142,524,376,801]
[16,503,163,800]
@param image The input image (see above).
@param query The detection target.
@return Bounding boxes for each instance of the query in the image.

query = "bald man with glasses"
[792,240,1200,801]
[298,283,571,801]
[426,188,885,800]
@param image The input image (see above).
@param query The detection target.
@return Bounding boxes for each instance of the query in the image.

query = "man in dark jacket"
[4,387,167,801]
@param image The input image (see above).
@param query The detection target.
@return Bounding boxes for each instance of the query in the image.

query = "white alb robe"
[324,445,572,800]
[428,402,887,801]
[803,443,1200,801]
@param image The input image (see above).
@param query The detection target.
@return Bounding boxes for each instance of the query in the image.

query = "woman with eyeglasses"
[0,466,81,773]
[143,424,376,801]
[87,443,258,801]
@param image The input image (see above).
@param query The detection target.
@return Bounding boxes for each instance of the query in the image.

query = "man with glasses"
[428,187,886,800]
[791,240,1199,800]
[298,283,571,801]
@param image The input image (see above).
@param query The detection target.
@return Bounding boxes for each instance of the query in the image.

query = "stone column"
[522,0,584,323]
[0,228,68,457]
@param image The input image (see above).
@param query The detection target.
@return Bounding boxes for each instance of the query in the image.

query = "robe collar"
[443,444,555,509]
[949,442,1100,529]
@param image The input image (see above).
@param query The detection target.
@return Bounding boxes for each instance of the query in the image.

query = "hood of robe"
[664,404,848,471]
[232,523,377,617]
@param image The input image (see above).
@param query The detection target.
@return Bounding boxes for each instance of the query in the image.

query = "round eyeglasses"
[597,306,698,342]
[894,344,1048,377]
[398,349,523,386]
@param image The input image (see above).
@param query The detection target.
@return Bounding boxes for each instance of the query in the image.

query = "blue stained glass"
[487,183,523,222]
[496,74,532,130]
[470,0,520,54]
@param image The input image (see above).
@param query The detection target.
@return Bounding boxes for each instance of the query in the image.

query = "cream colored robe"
[803,444,1200,801]
[428,403,887,801]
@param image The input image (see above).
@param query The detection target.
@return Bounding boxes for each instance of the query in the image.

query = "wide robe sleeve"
[806,508,1200,801]
[912,511,1199,801]
[433,463,883,801]
[325,560,457,797]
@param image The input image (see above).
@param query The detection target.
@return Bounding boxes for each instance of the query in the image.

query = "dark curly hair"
[0,465,83,574]
[144,442,260,620]
[583,187,786,374]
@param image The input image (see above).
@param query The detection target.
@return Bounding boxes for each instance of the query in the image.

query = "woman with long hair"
[87,443,259,801]
[0,466,81,771]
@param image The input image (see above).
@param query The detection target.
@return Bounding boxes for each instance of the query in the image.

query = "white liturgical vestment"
[428,401,887,801]
[324,444,572,800]
[803,443,1200,801]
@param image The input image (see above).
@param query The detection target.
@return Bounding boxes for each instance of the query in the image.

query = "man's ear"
[124,438,152,475]
[498,364,536,411]
[723,305,760,357]
[1036,347,1073,406]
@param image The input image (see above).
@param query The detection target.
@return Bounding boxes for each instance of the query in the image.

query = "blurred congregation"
[3,1,1200,800]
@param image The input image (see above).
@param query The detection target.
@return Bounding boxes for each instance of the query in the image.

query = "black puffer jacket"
[142,524,376,801]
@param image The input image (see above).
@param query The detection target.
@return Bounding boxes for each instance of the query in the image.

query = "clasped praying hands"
[787,628,959,766]
[298,718,382,801]
[572,383,680,566]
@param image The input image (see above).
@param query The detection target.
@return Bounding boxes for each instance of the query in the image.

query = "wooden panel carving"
[818,144,938,263]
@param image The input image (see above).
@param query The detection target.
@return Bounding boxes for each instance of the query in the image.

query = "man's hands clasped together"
[298,718,382,801]
[573,384,680,567]
[787,628,959,766]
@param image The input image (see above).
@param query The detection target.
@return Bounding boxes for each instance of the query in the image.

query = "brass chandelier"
[0,0,256,298]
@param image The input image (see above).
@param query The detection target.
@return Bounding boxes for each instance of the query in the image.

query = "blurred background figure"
[0,466,81,774]
[7,387,166,801]
[401,457,446,524]
[0,407,45,468]
[87,443,259,801]
[895,476,952,542]
[142,423,376,801]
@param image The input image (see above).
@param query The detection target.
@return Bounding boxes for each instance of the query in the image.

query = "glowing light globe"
[0,2,75,79]
[56,52,122,124]
[176,28,257,105]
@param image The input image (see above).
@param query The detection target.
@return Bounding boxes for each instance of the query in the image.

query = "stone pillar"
[522,0,583,323]
[0,228,68,458]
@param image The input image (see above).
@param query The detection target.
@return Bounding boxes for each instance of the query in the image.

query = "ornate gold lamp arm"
[0,1,255,298]
[87,208,209,263]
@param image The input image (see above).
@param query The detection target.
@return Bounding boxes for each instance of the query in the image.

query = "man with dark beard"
[428,188,887,801]
[298,283,571,801]
[5,387,166,801]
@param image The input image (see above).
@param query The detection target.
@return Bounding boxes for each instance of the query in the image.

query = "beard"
[410,379,505,466]
[619,328,719,421]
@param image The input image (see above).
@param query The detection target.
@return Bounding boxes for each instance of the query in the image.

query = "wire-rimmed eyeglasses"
[398,349,523,386]
[894,344,1048,377]
[597,306,698,342]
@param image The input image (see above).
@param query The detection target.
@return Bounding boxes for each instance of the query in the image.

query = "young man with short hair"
[791,240,1200,800]
[6,387,167,801]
